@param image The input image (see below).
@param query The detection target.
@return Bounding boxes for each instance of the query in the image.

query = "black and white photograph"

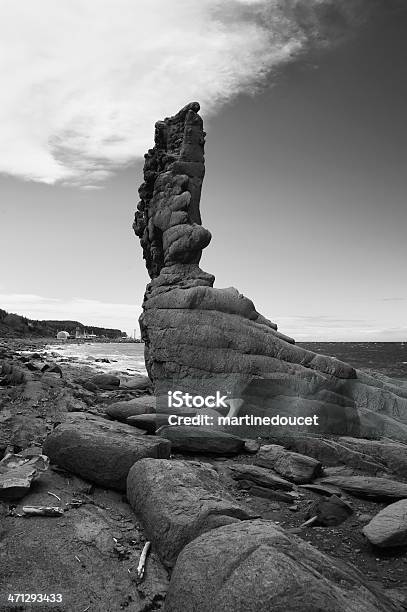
[0,1,407,610]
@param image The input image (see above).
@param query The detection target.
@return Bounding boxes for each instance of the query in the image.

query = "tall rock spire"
[133,103,407,441]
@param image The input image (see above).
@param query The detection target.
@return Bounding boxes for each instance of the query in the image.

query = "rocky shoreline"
[1,337,407,611]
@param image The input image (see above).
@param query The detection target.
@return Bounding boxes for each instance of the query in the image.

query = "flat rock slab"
[164,519,399,612]
[157,426,245,455]
[0,454,49,500]
[281,435,386,474]
[237,481,296,503]
[43,420,171,491]
[319,476,407,501]
[126,458,257,567]
[299,483,344,497]
[363,500,407,547]
[105,397,156,422]
[255,444,322,484]
[338,437,407,477]
[228,464,294,491]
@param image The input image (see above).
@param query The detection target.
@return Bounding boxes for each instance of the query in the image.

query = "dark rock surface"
[164,519,400,612]
[227,463,294,490]
[43,418,171,490]
[255,444,322,483]
[306,494,353,527]
[319,476,407,501]
[104,396,156,421]
[272,435,387,474]
[90,373,120,390]
[126,458,257,567]
[157,426,245,455]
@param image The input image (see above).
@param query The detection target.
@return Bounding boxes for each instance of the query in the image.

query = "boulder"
[363,500,407,548]
[89,374,120,390]
[104,396,156,422]
[157,426,245,455]
[255,444,322,483]
[227,463,293,490]
[306,495,353,527]
[119,374,151,390]
[43,419,171,490]
[319,476,407,501]
[243,438,260,454]
[164,519,399,612]
[126,458,257,567]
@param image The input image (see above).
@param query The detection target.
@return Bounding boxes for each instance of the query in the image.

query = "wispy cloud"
[0,293,141,335]
[0,0,371,186]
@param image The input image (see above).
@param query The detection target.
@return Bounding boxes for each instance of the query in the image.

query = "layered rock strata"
[134,102,407,438]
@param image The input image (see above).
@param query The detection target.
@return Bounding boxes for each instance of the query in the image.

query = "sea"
[46,342,147,376]
[45,341,407,380]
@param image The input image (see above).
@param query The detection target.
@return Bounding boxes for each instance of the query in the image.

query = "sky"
[0,1,406,340]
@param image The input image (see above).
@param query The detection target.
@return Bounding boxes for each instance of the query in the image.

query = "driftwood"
[137,541,151,580]
[20,506,64,517]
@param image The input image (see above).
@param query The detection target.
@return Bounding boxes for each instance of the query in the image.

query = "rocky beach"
[1,338,407,611]
[1,101,407,612]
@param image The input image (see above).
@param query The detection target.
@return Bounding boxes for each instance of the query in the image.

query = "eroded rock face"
[133,102,407,440]
[164,519,400,612]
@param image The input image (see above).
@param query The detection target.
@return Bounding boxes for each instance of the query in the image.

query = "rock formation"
[134,102,407,439]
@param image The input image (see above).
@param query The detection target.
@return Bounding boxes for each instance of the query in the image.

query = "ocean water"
[45,341,407,381]
[299,342,407,380]
[46,342,147,375]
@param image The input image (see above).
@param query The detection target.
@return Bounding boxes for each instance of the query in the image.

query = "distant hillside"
[0,308,124,339]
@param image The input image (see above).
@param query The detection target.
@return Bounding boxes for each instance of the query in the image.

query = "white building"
[56,331,70,340]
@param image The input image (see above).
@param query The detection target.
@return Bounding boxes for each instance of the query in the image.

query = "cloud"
[0,293,141,336]
[0,0,372,186]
